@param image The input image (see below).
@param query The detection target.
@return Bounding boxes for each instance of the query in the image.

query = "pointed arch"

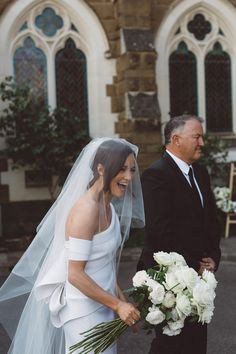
[0,0,116,138]
[155,0,236,134]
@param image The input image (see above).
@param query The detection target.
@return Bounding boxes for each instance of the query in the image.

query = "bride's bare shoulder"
[66,195,99,239]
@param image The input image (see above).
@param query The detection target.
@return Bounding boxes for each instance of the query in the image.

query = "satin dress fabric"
[37,204,121,353]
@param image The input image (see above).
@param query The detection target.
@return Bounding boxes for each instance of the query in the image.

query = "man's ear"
[172,134,180,146]
[97,163,105,176]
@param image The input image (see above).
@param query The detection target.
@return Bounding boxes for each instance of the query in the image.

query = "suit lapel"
[163,152,204,208]
[192,164,206,208]
[163,152,192,192]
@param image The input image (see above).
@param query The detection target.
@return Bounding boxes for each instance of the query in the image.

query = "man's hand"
[199,257,216,274]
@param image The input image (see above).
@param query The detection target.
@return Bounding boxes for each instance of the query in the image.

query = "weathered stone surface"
[151,4,169,30]
[115,118,160,135]
[142,52,157,68]
[115,71,125,82]
[123,78,140,92]
[107,30,120,41]
[152,0,175,5]
[111,95,125,113]
[117,0,151,17]
[146,144,160,153]
[138,151,160,170]
[115,81,126,95]
[117,53,140,72]
[128,93,160,118]
[118,15,151,28]
[106,84,116,97]
[90,3,115,20]
[123,29,155,52]
[109,115,162,171]
[115,120,135,133]
[103,19,119,32]
[139,78,157,91]
[110,40,120,57]
[88,0,112,3]
[124,69,155,79]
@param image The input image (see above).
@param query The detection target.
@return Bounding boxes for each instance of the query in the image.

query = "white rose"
[170,308,179,321]
[192,280,216,307]
[132,270,149,287]
[146,306,165,325]
[198,304,214,324]
[175,266,199,291]
[176,293,191,317]
[162,325,181,336]
[164,272,184,294]
[202,270,218,290]
[153,251,173,266]
[149,284,165,305]
[169,252,187,266]
[214,187,230,199]
[162,291,176,308]
[168,319,185,331]
[146,278,159,290]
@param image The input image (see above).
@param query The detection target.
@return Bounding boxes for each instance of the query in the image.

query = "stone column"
[107,0,162,170]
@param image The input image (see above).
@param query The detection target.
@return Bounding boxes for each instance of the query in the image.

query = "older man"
[138,115,221,354]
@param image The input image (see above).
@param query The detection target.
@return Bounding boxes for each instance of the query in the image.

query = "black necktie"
[188,167,202,205]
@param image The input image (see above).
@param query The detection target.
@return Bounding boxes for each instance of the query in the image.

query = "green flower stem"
[69,330,106,351]
[94,321,127,353]
[169,283,180,291]
[69,318,128,354]
[91,321,125,353]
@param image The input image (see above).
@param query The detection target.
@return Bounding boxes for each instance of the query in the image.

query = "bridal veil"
[0,137,145,354]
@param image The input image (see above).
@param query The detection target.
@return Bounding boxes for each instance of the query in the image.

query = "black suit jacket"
[138,152,221,272]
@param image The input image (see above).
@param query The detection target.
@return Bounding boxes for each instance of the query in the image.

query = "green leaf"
[0,76,91,199]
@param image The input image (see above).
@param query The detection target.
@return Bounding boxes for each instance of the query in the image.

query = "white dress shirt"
[166,150,203,206]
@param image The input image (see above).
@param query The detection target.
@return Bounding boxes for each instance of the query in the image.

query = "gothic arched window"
[56,38,88,121]
[157,5,234,134]
[12,5,89,133]
[14,37,48,106]
[205,42,232,132]
[169,41,198,117]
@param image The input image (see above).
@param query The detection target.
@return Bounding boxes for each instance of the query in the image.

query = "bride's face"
[109,153,136,198]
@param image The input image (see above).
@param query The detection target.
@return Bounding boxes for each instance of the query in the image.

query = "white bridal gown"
[37,203,121,354]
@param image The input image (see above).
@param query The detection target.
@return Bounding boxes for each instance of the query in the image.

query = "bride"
[0,137,145,353]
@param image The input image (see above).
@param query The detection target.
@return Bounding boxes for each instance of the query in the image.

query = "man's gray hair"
[164,114,204,145]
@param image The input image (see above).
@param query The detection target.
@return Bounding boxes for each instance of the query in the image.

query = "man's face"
[175,119,204,164]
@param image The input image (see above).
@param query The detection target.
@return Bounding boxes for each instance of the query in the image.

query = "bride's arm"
[66,202,140,326]
[116,283,127,302]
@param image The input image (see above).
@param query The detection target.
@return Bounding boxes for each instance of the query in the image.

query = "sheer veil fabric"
[0,137,145,354]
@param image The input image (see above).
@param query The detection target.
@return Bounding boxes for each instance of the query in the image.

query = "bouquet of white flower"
[69,251,217,354]
[213,186,236,213]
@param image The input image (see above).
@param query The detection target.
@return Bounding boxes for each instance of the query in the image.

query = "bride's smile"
[109,153,136,198]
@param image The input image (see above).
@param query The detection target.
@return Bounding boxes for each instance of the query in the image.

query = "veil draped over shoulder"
[0,137,145,354]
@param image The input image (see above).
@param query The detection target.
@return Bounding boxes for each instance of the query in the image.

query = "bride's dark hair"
[90,139,134,192]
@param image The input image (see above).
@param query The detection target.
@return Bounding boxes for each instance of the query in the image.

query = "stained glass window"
[187,14,211,40]
[14,37,48,105]
[169,41,198,117]
[55,38,88,126]
[205,42,232,132]
[35,7,63,37]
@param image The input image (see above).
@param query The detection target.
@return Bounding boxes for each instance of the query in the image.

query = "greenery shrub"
[0,77,90,199]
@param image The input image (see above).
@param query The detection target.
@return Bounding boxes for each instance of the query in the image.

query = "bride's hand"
[115,301,140,326]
